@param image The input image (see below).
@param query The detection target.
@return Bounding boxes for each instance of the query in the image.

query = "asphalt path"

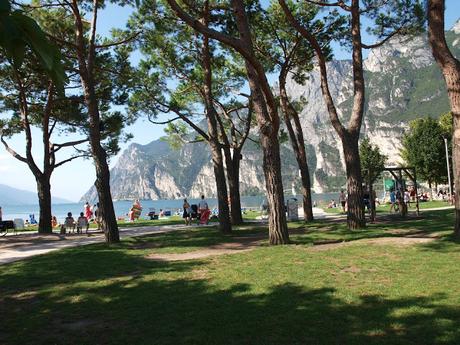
[0,224,188,265]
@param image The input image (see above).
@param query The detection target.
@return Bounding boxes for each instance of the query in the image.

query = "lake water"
[2,193,339,222]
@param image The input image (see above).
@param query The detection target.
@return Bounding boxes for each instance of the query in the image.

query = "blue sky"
[1,1,460,202]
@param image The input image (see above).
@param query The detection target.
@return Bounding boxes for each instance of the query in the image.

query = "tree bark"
[428,0,460,239]
[342,133,366,229]
[92,141,119,242]
[36,176,53,234]
[209,138,232,233]
[82,69,119,243]
[72,0,119,243]
[248,72,289,243]
[261,129,289,244]
[245,61,289,243]
[227,149,243,225]
[278,0,366,229]
[223,147,244,225]
[231,0,289,244]
[279,71,313,222]
[201,10,232,234]
[165,0,289,244]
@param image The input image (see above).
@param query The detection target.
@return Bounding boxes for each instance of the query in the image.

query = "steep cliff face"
[81,22,460,201]
[285,23,459,192]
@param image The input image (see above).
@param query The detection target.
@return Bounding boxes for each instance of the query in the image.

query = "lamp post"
[444,137,452,202]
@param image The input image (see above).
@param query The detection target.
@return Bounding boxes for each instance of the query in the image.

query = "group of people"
[389,188,420,212]
[182,195,211,225]
[61,211,90,234]
[58,202,101,234]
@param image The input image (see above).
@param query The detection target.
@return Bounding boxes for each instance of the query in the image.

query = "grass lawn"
[1,209,459,344]
[323,200,452,214]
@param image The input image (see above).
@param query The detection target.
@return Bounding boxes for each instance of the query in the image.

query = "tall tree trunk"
[223,147,244,225]
[346,0,366,229]
[279,72,313,222]
[247,65,289,244]
[36,175,53,234]
[278,0,366,229]
[232,0,289,244]
[342,133,366,229]
[164,0,289,243]
[261,127,289,244]
[428,0,460,238]
[453,115,460,237]
[298,160,314,221]
[92,142,119,243]
[72,0,119,244]
[209,138,232,233]
[85,82,119,243]
[201,13,232,234]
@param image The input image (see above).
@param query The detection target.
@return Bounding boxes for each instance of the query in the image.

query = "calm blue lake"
[2,193,338,222]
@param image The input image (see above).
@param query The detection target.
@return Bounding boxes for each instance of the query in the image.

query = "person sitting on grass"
[77,212,89,234]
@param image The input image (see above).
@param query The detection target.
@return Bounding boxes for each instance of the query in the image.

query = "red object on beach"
[199,209,211,225]
[84,205,93,220]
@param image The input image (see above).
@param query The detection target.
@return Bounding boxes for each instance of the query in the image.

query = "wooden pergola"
[367,166,420,222]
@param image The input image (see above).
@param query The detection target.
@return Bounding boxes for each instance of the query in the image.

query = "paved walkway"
[0,224,188,265]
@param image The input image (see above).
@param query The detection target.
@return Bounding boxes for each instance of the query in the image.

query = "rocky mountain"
[81,21,460,201]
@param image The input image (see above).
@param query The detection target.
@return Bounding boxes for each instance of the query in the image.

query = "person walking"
[404,189,411,208]
[198,195,210,225]
[183,198,191,225]
[84,202,93,220]
[389,190,397,213]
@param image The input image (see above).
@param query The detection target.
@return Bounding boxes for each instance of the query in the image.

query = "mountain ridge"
[0,184,73,206]
[81,22,460,202]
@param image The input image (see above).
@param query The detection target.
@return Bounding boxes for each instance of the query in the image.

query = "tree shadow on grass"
[1,249,460,345]
[0,245,203,292]
[116,225,269,252]
[290,209,458,247]
[418,234,460,252]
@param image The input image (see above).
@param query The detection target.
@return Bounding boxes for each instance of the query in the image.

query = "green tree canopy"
[0,0,66,88]
[438,112,453,136]
[401,117,448,187]
[360,137,387,185]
